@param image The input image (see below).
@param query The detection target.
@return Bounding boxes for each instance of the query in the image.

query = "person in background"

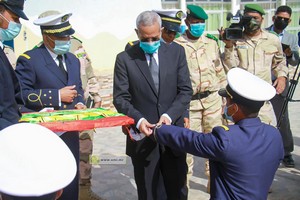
[69,36,103,200]
[124,10,190,130]
[219,4,288,126]
[175,4,227,192]
[0,0,28,130]
[0,123,77,200]
[266,5,299,168]
[142,68,284,200]
[15,11,85,200]
[113,11,192,200]
[153,9,190,129]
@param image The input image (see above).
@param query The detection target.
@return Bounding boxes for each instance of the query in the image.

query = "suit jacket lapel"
[134,46,158,97]
[40,45,68,84]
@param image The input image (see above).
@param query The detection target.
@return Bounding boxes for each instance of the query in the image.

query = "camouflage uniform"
[69,37,101,185]
[222,29,288,125]
[175,33,226,190]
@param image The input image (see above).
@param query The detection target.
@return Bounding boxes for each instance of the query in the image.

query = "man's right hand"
[138,119,155,136]
[59,85,78,103]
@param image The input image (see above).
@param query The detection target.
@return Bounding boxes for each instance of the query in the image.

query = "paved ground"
[91,77,300,200]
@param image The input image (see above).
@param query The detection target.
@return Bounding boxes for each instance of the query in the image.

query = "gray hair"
[136,11,162,29]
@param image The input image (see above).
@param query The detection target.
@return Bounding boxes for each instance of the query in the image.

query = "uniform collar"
[45,45,61,60]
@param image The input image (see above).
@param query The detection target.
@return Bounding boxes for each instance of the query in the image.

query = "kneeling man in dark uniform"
[143,68,284,200]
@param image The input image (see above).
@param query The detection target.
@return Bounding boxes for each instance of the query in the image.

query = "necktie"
[149,54,159,92]
[57,55,67,79]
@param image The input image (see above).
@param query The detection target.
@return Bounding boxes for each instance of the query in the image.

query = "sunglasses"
[275,16,290,22]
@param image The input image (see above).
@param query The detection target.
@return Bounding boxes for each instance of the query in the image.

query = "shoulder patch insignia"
[220,125,229,131]
[206,33,218,42]
[20,54,30,60]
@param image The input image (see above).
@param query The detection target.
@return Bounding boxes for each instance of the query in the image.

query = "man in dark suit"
[266,5,299,168]
[0,0,28,130]
[15,11,85,200]
[113,11,192,200]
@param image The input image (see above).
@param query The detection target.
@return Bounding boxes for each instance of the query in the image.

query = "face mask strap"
[0,13,10,24]
[227,103,238,118]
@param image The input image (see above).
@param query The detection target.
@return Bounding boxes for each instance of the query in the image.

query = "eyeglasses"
[275,16,290,22]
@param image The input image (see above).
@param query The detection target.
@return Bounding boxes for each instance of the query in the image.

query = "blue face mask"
[189,23,206,37]
[139,40,161,54]
[53,40,71,55]
[224,104,237,122]
[0,19,22,41]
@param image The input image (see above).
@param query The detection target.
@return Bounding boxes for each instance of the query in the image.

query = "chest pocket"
[236,45,249,69]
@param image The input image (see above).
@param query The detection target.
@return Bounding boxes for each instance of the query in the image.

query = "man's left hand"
[157,115,171,126]
[93,101,102,108]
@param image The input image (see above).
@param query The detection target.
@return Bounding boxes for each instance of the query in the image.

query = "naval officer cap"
[0,0,28,20]
[244,4,265,15]
[153,9,186,33]
[0,123,77,197]
[186,4,208,20]
[219,68,276,109]
[34,10,75,37]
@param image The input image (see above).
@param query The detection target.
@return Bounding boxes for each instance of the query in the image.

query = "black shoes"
[282,155,295,168]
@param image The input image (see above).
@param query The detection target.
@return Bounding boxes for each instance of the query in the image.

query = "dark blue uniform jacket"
[155,117,284,200]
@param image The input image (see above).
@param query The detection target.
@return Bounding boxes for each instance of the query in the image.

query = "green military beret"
[187,5,208,20]
[244,4,265,15]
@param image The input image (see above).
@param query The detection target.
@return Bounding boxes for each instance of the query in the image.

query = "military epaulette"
[268,30,279,37]
[20,54,30,60]
[219,125,229,131]
[128,41,135,46]
[206,33,218,42]
[71,36,82,43]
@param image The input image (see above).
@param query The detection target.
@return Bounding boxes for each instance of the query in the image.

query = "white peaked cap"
[219,68,276,108]
[227,68,276,101]
[0,123,77,197]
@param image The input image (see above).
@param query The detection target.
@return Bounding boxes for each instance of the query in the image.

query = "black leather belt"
[191,91,212,100]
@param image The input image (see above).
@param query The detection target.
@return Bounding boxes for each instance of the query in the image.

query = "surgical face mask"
[224,104,237,122]
[274,17,289,30]
[179,24,186,35]
[139,40,161,54]
[0,14,22,41]
[48,36,71,55]
[189,22,205,37]
[244,18,261,33]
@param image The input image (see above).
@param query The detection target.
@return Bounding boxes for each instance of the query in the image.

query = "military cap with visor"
[153,9,186,33]
[0,0,28,20]
[34,10,75,37]
[244,4,265,15]
[186,4,208,20]
[218,68,276,109]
